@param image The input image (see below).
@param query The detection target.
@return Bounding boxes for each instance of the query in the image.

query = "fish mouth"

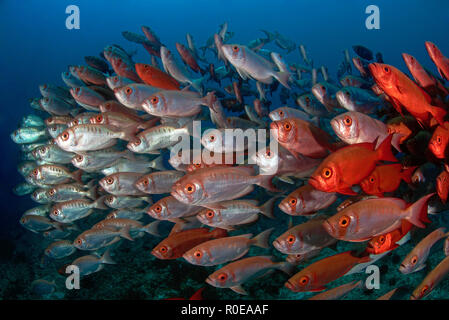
[272,239,283,252]
[278,201,291,214]
[284,280,297,292]
[205,276,214,287]
[322,220,335,237]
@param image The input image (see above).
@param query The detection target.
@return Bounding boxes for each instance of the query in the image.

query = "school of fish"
[11,22,449,300]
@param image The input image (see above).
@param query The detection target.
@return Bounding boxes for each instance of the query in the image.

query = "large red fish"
[135,63,180,90]
[360,164,416,196]
[270,118,336,159]
[285,251,371,292]
[369,63,446,127]
[309,135,397,195]
[323,194,433,242]
[151,228,227,260]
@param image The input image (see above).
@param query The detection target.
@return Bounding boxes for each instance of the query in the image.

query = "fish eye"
[194,163,202,168]
[144,65,150,69]
[320,85,326,92]
[305,97,310,103]
[436,136,442,144]
[279,110,284,117]
[299,276,309,286]
[142,178,150,186]
[209,135,215,142]
[106,195,114,203]
[194,250,203,258]
[322,167,333,179]
[345,91,351,97]
[153,205,162,213]
[44,97,49,102]
[369,176,375,183]
[338,215,350,228]
[185,183,195,194]
[125,87,133,95]
[379,235,385,244]
[113,76,118,82]
[411,255,418,265]
[48,189,55,196]
[96,115,103,123]
[76,239,82,245]
[283,122,292,131]
[343,115,352,126]
[232,46,239,53]
[159,246,168,253]
[218,273,228,282]
[288,198,297,206]
[61,131,70,141]
[106,177,114,185]
[52,209,59,216]
[384,66,390,73]
[287,235,296,244]
[150,96,159,104]
[206,210,215,219]
[133,138,142,146]
[76,155,83,162]
[32,169,38,176]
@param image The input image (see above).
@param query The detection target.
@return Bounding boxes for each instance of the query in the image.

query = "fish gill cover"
[1,0,449,301]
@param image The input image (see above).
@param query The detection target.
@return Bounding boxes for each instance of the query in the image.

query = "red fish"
[428,122,449,159]
[271,118,336,159]
[309,135,397,195]
[135,63,180,90]
[175,43,204,75]
[369,63,446,127]
[425,41,449,81]
[285,251,371,292]
[436,165,449,203]
[360,164,416,196]
[151,228,227,260]
[365,221,413,255]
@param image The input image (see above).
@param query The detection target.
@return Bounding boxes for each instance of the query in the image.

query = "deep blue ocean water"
[1,0,449,300]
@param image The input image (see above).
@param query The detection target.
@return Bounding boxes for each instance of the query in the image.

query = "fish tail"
[120,225,134,241]
[252,228,274,248]
[255,174,281,193]
[429,105,447,126]
[93,195,108,210]
[138,117,159,130]
[401,166,418,184]
[86,185,97,200]
[404,193,434,228]
[120,125,138,142]
[191,77,204,94]
[149,155,167,171]
[258,197,278,219]
[143,220,161,237]
[375,134,397,162]
[101,249,116,265]
[274,71,291,89]
[201,91,217,113]
[72,169,83,183]
[276,261,296,276]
